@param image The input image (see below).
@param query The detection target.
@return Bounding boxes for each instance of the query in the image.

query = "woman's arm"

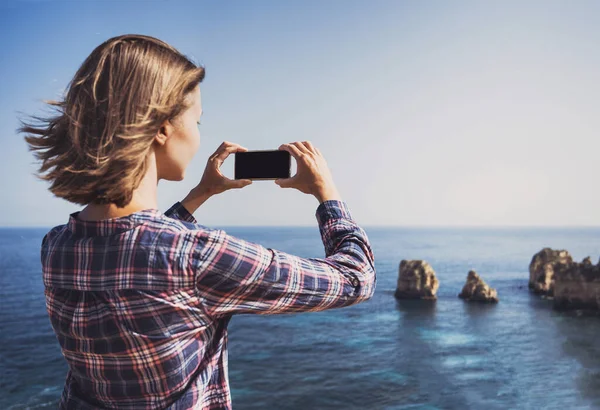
[193,199,376,317]
[165,141,252,222]
[180,187,212,215]
[184,140,375,316]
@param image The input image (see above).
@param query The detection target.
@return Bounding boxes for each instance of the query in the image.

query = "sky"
[1,0,600,227]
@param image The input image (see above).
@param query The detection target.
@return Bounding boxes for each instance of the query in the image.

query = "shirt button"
[351,278,359,287]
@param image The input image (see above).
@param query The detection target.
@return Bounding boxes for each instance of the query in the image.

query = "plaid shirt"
[41,199,376,409]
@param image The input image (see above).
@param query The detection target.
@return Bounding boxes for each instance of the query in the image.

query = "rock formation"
[458,270,499,303]
[528,248,573,296]
[394,260,439,300]
[553,256,600,312]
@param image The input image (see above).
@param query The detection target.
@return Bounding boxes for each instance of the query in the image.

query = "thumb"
[230,179,253,189]
[275,177,295,188]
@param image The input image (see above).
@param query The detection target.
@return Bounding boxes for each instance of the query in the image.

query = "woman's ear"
[154,120,173,146]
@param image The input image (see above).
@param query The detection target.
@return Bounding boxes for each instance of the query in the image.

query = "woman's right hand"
[275,141,342,203]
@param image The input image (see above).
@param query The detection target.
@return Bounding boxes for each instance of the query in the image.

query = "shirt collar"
[67,208,163,236]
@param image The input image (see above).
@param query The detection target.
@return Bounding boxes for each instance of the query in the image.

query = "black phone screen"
[234,150,291,180]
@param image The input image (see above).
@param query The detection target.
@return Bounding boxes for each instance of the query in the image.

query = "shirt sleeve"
[193,200,376,318]
[164,201,198,224]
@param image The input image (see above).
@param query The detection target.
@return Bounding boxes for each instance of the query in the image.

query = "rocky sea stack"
[458,270,499,303]
[553,256,600,312]
[528,248,573,296]
[394,260,439,300]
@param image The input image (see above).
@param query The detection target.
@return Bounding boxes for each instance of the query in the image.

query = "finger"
[212,145,247,164]
[291,141,311,156]
[274,175,298,188]
[300,141,318,155]
[213,141,244,155]
[213,141,247,157]
[215,141,230,154]
[279,143,304,161]
[225,178,253,189]
[223,142,249,152]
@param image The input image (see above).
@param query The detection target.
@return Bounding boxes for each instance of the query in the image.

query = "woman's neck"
[78,157,159,221]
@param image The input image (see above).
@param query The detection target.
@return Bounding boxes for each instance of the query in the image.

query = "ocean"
[1,226,599,409]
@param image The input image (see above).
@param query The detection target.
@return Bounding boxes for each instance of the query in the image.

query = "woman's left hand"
[181,141,252,214]
[195,141,253,196]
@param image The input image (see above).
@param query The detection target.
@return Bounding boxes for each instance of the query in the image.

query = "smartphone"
[234,150,291,180]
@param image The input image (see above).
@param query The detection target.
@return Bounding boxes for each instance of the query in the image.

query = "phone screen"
[234,150,291,180]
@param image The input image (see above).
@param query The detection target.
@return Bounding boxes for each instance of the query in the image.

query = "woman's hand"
[182,141,252,214]
[196,141,253,196]
[275,141,341,203]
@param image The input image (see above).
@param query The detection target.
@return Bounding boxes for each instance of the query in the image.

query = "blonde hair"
[18,34,205,207]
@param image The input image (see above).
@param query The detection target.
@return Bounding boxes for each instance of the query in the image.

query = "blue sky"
[2,0,600,227]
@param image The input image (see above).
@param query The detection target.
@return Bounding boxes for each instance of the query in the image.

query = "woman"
[19,34,376,410]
